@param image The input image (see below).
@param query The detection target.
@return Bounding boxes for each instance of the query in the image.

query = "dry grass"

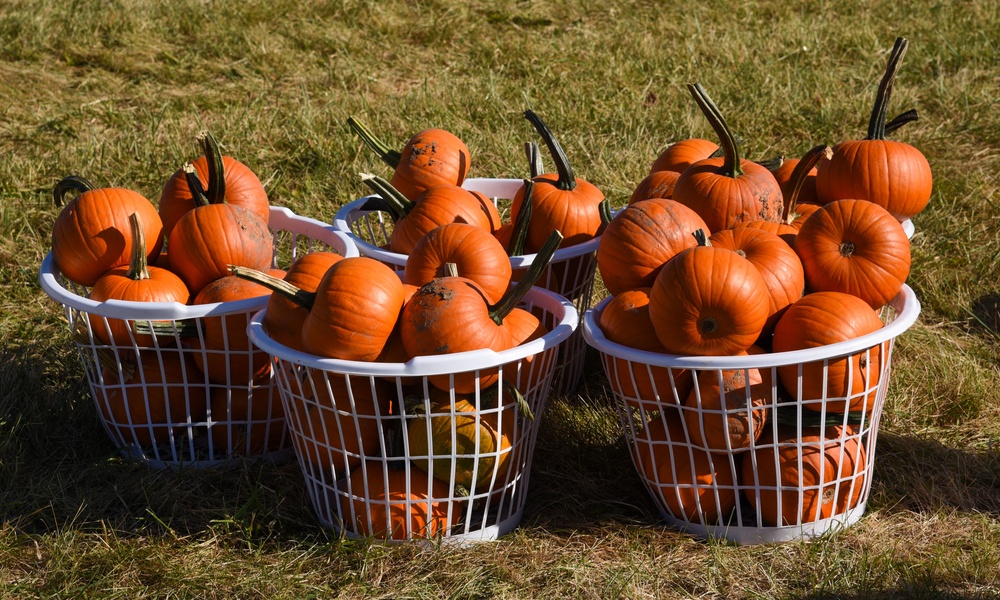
[3,0,1000,597]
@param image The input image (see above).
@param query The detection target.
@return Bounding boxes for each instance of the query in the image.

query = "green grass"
[3,0,1000,597]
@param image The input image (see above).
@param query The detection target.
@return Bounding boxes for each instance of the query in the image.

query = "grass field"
[3,0,1000,597]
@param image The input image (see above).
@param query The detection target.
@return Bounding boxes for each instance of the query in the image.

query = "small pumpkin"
[340,460,457,540]
[158,130,269,239]
[403,223,512,304]
[88,212,190,346]
[51,176,163,287]
[347,116,471,201]
[815,37,933,221]
[629,169,681,205]
[672,84,783,232]
[743,425,867,527]
[263,251,343,351]
[508,110,611,251]
[648,138,719,175]
[683,365,769,453]
[649,230,770,356]
[772,291,885,413]
[635,412,737,525]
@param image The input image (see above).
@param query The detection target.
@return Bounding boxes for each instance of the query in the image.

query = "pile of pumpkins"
[593,37,929,527]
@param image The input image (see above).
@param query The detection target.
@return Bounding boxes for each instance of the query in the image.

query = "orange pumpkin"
[263,251,343,351]
[190,275,273,385]
[648,138,719,175]
[683,365,769,453]
[403,223,512,304]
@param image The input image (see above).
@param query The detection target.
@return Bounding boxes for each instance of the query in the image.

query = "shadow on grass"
[0,341,326,543]
[967,292,1000,341]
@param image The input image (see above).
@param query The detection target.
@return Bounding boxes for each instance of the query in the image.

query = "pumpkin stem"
[196,130,227,205]
[53,175,96,206]
[346,116,402,169]
[508,180,533,256]
[781,145,832,223]
[482,380,534,422]
[692,228,711,247]
[866,37,908,141]
[524,110,576,191]
[228,265,316,310]
[525,141,545,179]
[687,83,743,178]
[132,319,199,337]
[183,163,210,207]
[885,108,918,135]
[359,172,415,223]
[598,198,613,229]
[755,155,784,171]
[489,229,564,325]
[124,213,151,281]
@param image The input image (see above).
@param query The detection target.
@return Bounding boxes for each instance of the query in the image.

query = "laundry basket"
[38,206,359,468]
[582,285,920,544]
[333,177,600,396]
[248,286,577,543]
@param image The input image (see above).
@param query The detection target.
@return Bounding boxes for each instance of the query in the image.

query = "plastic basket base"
[658,503,867,545]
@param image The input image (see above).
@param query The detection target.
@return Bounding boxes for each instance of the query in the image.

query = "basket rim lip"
[582,284,920,369]
[247,286,579,376]
[332,177,604,267]
[38,206,359,319]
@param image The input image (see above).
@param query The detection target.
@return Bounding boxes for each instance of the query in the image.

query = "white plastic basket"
[333,177,601,396]
[38,206,360,468]
[248,286,578,543]
[582,284,920,544]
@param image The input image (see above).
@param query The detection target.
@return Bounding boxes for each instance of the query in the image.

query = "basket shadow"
[967,292,1000,340]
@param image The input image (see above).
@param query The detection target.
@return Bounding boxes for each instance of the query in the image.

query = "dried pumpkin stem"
[346,116,402,169]
[525,141,544,179]
[508,179,533,256]
[489,229,563,325]
[885,108,918,135]
[183,163,210,207]
[124,212,150,281]
[53,175,96,206]
[359,172,414,222]
[524,110,576,191]
[229,264,316,310]
[781,145,832,223]
[688,82,743,178]
[867,37,908,141]
[692,228,711,247]
[197,130,227,204]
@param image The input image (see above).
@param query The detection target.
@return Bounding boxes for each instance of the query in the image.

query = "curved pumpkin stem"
[508,179,533,256]
[53,175,96,206]
[781,145,832,223]
[489,229,563,325]
[183,163,210,207]
[687,82,743,178]
[692,228,711,247]
[525,141,545,179]
[598,198,613,229]
[866,37,908,141]
[524,110,576,192]
[359,172,415,223]
[196,130,227,205]
[124,212,151,281]
[346,116,402,169]
[228,265,317,310]
[885,108,918,135]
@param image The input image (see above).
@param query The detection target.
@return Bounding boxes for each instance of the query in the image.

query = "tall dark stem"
[866,37,908,141]
[347,116,402,169]
[509,180,533,256]
[781,145,832,223]
[53,175,96,206]
[229,265,316,310]
[359,173,416,222]
[687,83,743,178]
[524,110,576,191]
[196,131,227,205]
[489,229,563,324]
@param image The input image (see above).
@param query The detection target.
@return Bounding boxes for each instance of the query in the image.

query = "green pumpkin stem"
[53,175,96,206]
[692,228,710,247]
[781,145,832,223]
[346,116,402,169]
[509,180,533,256]
[687,82,743,178]
[124,213,150,281]
[359,172,415,223]
[885,108,918,135]
[598,198,613,229]
[866,37,908,141]
[755,155,784,171]
[196,131,227,205]
[525,141,544,179]
[228,265,316,310]
[524,110,576,191]
[183,163,210,207]
[489,229,563,325]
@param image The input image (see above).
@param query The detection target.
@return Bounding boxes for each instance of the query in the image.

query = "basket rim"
[583,284,920,369]
[332,177,604,267]
[247,286,578,376]
[38,205,359,320]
